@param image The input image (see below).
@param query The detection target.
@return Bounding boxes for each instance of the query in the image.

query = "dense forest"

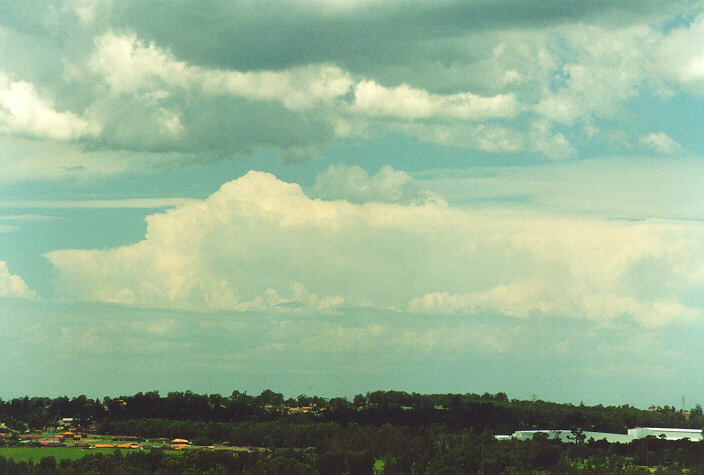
[2,390,704,473]
[2,389,701,434]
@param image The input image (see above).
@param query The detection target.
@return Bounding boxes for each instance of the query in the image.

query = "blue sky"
[2,0,704,408]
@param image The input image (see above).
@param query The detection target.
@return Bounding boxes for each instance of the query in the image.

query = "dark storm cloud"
[109,0,690,73]
[83,94,336,156]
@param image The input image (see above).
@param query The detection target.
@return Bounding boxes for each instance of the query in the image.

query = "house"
[117,444,140,449]
[57,431,82,441]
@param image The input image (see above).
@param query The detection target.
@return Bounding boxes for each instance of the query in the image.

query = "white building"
[499,427,702,443]
[627,427,702,441]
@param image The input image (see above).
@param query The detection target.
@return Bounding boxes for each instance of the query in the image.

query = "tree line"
[1,389,701,434]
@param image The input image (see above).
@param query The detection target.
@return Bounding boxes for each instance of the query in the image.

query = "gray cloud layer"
[0,0,703,180]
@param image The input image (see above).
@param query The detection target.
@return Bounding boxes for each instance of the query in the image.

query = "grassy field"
[0,447,134,463]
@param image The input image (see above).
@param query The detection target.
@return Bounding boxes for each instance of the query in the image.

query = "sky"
[1,0,704,408]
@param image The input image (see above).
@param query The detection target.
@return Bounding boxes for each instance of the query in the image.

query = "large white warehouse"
[498,427,702,443]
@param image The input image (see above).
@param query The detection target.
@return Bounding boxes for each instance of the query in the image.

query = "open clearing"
[0,447,141,463]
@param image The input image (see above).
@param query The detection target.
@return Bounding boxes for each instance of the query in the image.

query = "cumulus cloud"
[0,261,36,299]
[533,24,655,124]
[397,121,575,160]
[0,74,99,141]
[76,31,543,159]
[46,171,704,327]
[352,80,517,120]
[640,132,682,155]
[312,164,445,205]
[655,14,704,93]
[90,33,354,111]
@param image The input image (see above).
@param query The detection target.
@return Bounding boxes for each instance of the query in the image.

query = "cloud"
[312,164,445,205]
[0,215,57,227]
[0,73,99,141]
[0,261,36,300]
[2,296,699,404]
[45,171,704,327]
[0,136,132,182]
[90,33,354,110]
[352,80,517,120]
[655,14,704,93]
[416,156,704,220]
[0,198,195,209]
[640,132,683,155]
[408,283,701,329]
[107,0,687,74]
[397,121,576,160]
[533,24,656,124]
[73,32,349,156]
[83,32,526,158]
[1,2,704,172]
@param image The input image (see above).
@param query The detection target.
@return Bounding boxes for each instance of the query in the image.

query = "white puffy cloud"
[529,14,704,127]
[640,132,683,155]
[312,164,445,205]
[89,32,516,119]
[352,80,517,120]
[533,24,656,124]
[0,261,36,299]
[90,33,355,111]
[655,14,704,93]
[46,171,704,327]
[397,121,576,160]
[406,213,704,328]
[0,74,99,141]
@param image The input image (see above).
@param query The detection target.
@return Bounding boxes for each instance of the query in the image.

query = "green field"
[0,447,132,463]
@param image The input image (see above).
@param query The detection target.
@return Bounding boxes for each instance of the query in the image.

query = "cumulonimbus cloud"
[45,171,704,326]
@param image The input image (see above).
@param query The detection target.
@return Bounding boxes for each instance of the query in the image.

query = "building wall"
[504,427,701,443]
[627,427,702,441]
